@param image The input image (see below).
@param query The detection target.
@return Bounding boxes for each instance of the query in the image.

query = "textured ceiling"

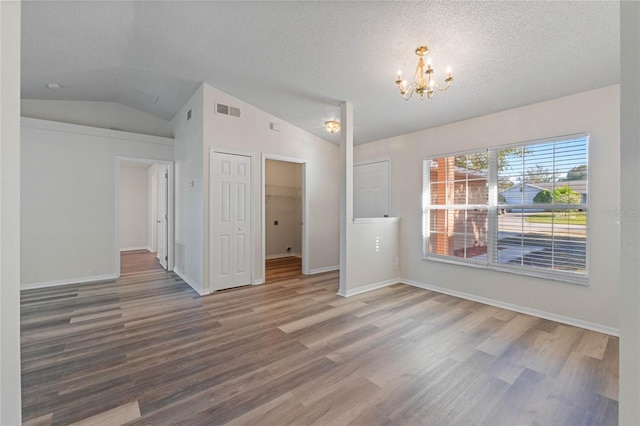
[21,1,619,144]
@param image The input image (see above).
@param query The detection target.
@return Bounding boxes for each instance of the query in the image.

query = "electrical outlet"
[395,257,400,266]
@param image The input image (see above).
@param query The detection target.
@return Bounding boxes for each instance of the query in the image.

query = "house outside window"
[423,134,589,284]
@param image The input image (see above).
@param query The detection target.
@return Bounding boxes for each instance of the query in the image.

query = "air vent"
[216,103,229,115]
[216,102,241,118]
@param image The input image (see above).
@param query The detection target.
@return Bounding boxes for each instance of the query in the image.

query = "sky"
[499,136,588,183]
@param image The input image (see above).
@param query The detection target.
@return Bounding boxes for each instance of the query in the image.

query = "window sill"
[422,255,588,286]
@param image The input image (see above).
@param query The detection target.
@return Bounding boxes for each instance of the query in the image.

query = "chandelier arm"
[403,86,415,100]
[433,81,451,92]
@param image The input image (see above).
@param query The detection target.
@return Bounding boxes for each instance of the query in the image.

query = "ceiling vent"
[216,102,241,118]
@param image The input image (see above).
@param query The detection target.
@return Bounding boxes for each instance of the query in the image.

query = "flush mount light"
[46,83,62,89]
[325,120,340,134]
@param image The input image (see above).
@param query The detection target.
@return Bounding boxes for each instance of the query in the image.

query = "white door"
[157,166,168,269]
[210,152,252,290]
[151,172,158,252]
[354,160,390,218]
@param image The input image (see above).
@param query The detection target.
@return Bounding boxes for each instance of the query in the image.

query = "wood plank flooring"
[120,250,163,274]
[265,256,302,282]
[21,266,618,425]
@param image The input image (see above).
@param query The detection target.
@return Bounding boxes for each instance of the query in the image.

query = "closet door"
[210,151,252,290]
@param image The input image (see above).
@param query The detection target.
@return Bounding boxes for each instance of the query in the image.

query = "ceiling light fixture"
[325,120,340,134]
[395,46,453,100]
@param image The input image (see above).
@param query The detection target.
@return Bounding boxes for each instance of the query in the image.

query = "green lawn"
[525,212,587,225]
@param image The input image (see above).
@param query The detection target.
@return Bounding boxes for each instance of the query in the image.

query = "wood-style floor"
[120,250,164,274]
[21,258,618,425]
[265,256,302,282]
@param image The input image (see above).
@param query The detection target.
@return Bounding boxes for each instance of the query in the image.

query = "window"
[425,150,489,262]
[423,134,588,284]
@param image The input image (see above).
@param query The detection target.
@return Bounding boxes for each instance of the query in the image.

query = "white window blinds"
[494,137,588,275]
[424,151,489,263]
[423,134,589,284]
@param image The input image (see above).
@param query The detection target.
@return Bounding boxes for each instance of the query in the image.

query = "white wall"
[265,160,302,257]
[22,100,173,138]
[620,1,640,422]
[21,118,174,288]
[200,84,340,291]
[355,85,620,332]
[171,87,204,291]
[119,165,150,250]
[337,101,401,296]
[342,219,401,296]
[0,1,22,423]
[172,83,340,293]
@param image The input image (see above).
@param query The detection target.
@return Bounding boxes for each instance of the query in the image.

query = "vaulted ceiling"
[21,1,619,144]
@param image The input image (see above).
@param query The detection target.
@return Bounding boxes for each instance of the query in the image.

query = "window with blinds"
[423,134,588,284]
[424,151,489,263]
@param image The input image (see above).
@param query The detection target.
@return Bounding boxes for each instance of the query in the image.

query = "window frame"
[422,133,589,286]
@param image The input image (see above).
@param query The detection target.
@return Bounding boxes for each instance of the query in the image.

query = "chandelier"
[395,46,453,100]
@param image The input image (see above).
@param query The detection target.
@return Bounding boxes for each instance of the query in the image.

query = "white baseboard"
[337,279,398,297]
[174,270,208,296]
[120,246,150,252]
[266,253,301,260]
[308,265,339,275]
[400,278,619,337]
[21,274,119,290]
[253,279,265,285]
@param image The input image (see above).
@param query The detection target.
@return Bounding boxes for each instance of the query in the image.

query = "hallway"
[120,250,164,275]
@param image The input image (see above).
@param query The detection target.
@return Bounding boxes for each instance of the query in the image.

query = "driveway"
[465,213,587,271]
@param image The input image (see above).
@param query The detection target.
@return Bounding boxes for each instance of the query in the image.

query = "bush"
[555,186,581,205]
[533,189,553,204]
[533,186,581,215]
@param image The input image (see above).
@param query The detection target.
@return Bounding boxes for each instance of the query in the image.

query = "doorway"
[116,157,174,275]
[262,154,308,283]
